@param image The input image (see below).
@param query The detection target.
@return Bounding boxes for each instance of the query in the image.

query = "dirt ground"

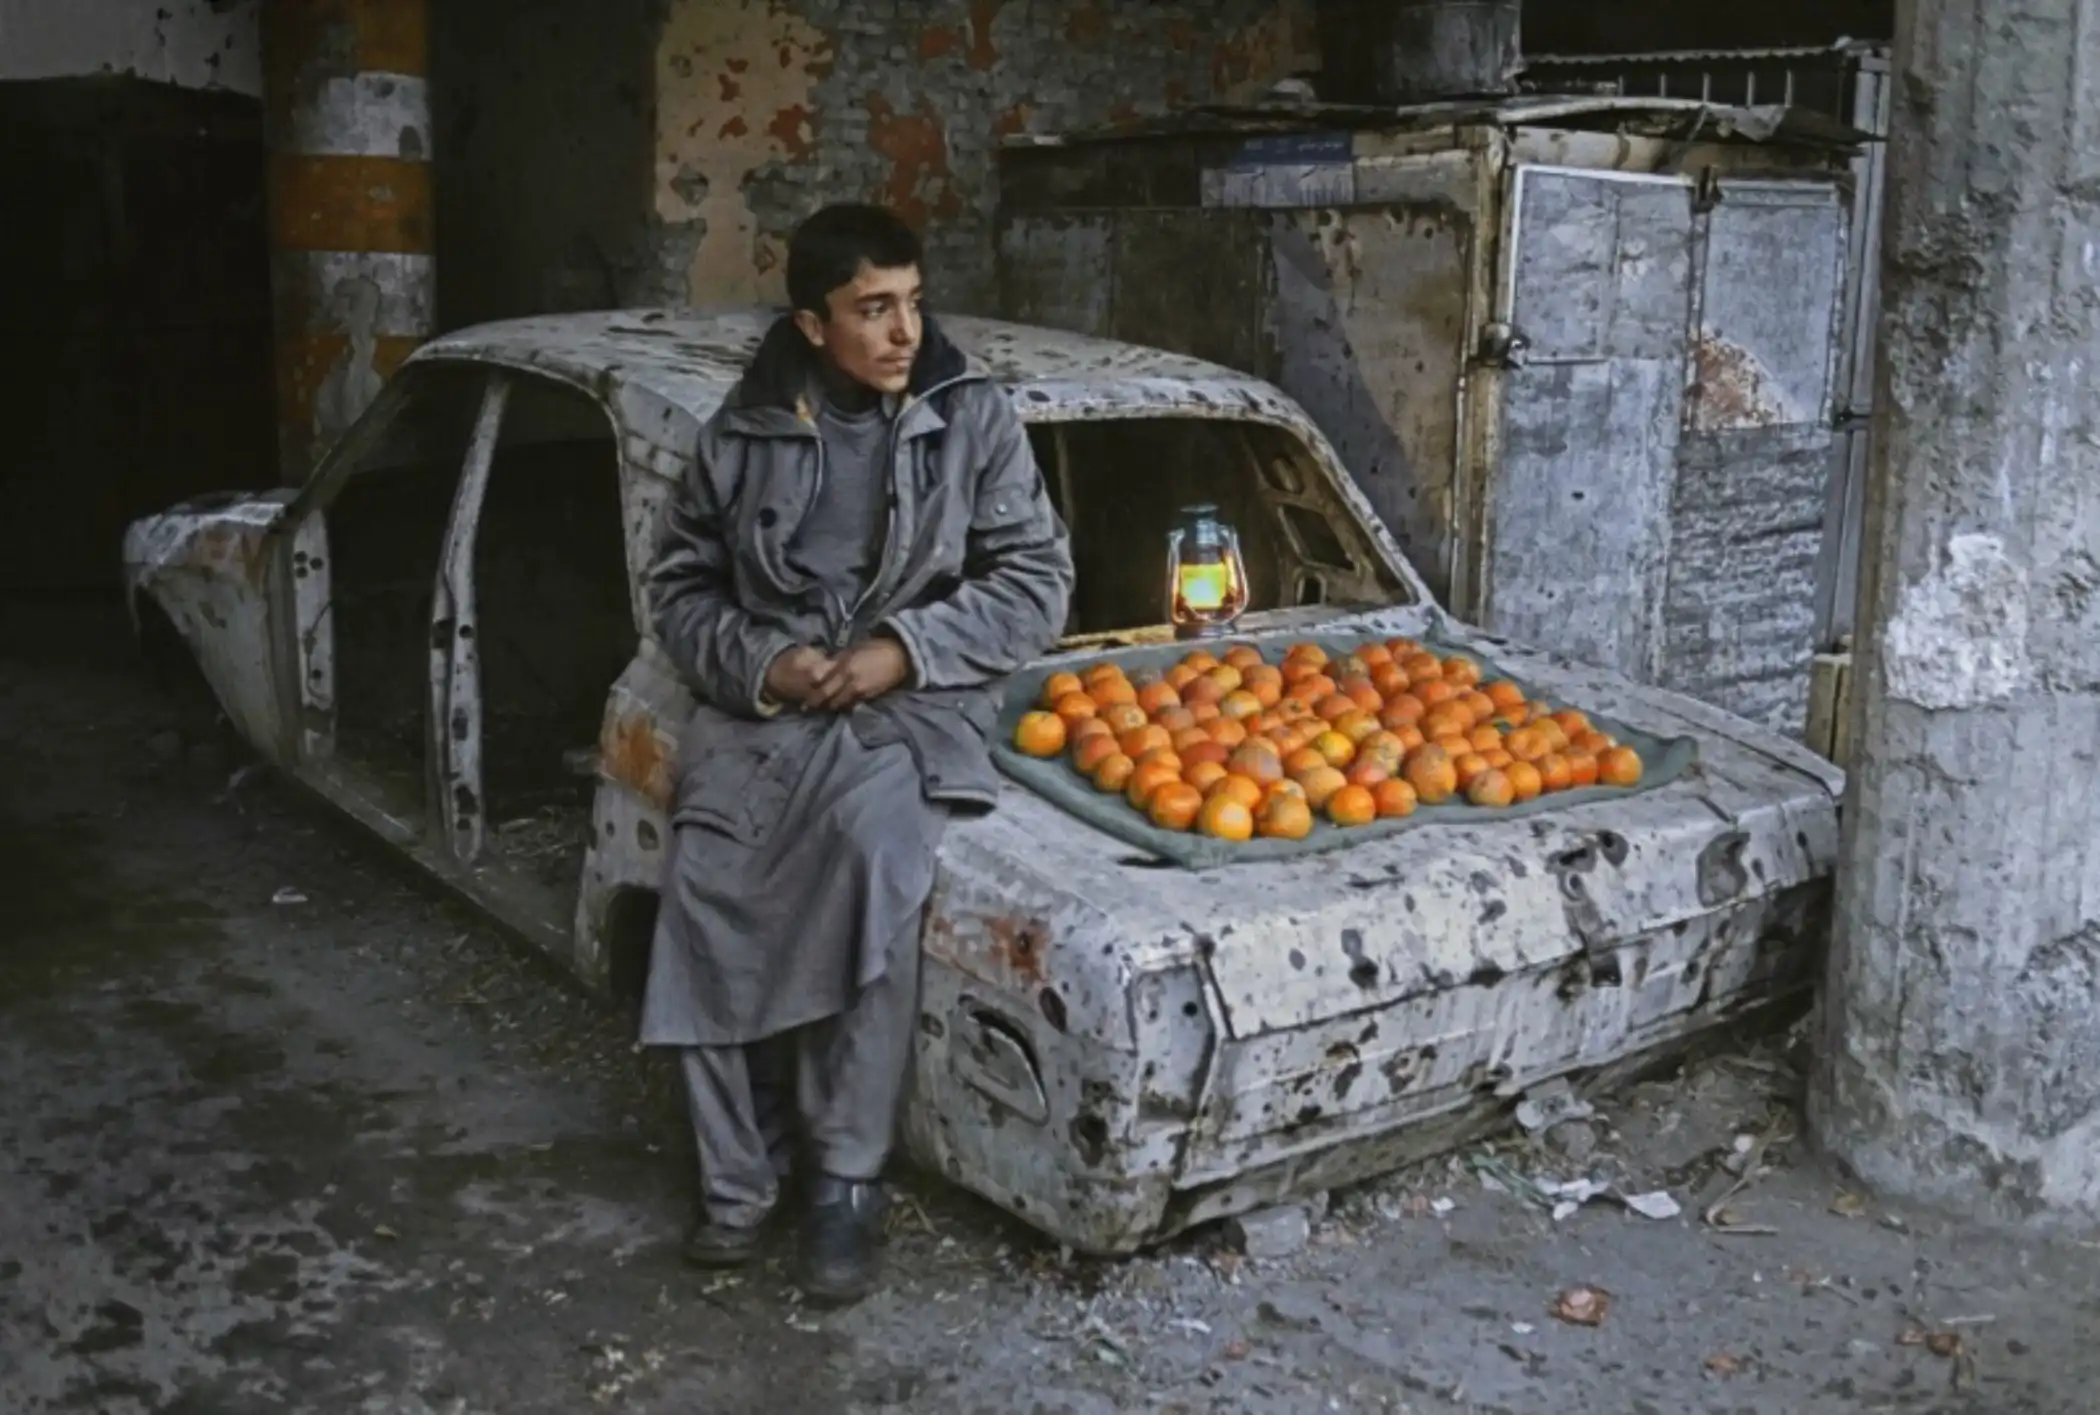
[5,596,2098,1415]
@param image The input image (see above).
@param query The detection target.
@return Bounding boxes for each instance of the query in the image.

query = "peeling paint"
[866,94,961,228]
[652,0,830,306]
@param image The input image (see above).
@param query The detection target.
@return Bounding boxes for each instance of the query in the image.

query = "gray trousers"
[680,915,921,1229]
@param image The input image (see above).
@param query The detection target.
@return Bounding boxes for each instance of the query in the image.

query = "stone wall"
[652,0,1317,314]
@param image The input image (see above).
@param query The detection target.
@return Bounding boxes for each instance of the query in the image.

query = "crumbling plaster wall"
[653,0,1318,314]
[0,0,260,93]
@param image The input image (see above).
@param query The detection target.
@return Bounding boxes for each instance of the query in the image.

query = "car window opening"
[1025,416,1400,641]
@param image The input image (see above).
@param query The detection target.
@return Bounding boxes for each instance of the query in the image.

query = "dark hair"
[786,204,923,317]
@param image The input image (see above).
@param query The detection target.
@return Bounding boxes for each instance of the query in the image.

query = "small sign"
[1202,131,1356,209]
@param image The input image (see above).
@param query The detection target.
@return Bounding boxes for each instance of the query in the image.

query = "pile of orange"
[1009,637,1644,844]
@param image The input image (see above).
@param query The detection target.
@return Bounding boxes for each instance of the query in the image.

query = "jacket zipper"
[840,372,977,649]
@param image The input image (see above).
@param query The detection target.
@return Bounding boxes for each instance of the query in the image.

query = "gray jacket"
[647,314,1076,815]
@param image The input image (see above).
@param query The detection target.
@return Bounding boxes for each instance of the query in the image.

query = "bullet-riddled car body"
[124,310,1842,1254]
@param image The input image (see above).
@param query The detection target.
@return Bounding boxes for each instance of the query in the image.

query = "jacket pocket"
[670,734,802,847]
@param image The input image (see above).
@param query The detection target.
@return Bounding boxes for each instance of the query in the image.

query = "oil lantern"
[1165,504,1249,639]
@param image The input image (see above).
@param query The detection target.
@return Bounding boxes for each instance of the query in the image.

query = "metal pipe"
[262,0,435,482]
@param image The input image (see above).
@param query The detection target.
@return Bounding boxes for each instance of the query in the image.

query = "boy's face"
[794,260,924,395]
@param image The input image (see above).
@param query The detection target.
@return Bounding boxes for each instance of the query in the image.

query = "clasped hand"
[765,639,910,713]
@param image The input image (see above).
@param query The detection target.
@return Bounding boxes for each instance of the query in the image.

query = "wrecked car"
[124,309,1843,1254]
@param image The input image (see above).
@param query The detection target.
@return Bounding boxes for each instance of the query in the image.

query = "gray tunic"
[639,392,951,1048]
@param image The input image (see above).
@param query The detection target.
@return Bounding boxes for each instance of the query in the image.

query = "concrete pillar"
[1809,0,2100,1227]
[261,0,435,481]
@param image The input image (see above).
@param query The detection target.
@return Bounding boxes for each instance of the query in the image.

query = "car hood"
[929,605,1842,1040]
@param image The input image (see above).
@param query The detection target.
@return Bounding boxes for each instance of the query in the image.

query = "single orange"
[1183,760,1230,794]
[1484,680,1526,712]
[1280,654,1327,686]
[1209,773,1265,811]
[1333,709,1382,745]
[1180,738,1232,769]
[1284,643,1329,668]
[1288,673,1339,704]
[1505,727,1550,763]
[1040,672,1084,708]
[1481,747,1515,770]
[1345,757,1392,789]
[1379,693,1426,727]
[1598,745,1644,787]
[1403,744,1458,805]
[1242,669,1284,708]
[1013,711,1067,757]
[1092,676,1137,708]
[1574,729,1618,755]
[1357,642,1395,669]
[1452,752,1492,789]
[1466,768,1515,808]
[1313,692,1356,723]
[1164,663,1201,692]
[1255,792,1314,840]
[1442,656,1482,688]
[1197,793,1257,842]
[1261,777,1307,808]
[1534,719,1571,752]
[1101,702,1149,735]
[1311,730,1357,768]
[1136,748,1183,775]
[1155,705,1197,733]
[1416,680,1460,709]
[1206,717,1250,749]
[1401,652,1443,684]
[1328,784,1377,827]
[1384,637,1422,659]
[1421,704,1473,741]
[1180,649,1220,673]
[1565,750,1600,787]
[1296,765,1349,809]
[1170,726,1213,755]
[1550,709,1593,738]
[1371,663,1411,700]
[1430,734,1474,759]
[1220,689,1264,721]
[1393,724,1427,753]
[1283,746,1328,777]
[1118,724,1173,760]
[1072,734,1120,774]
[1148,781,1205,832]
[1338,677,1385,714]
[1274,696,1317,724]
[1092,752,1135,792]
[1126,759,1184,810]
[1226,741,1285,784]
[1460,690,1498,725]
[1135,680,1182,717]
[1182,675,1228,707]
[1372,778,1418,819]
[1466,723,1503,752]
[1053,691,1099,729]
[1188,701,1222,724]
[1204,665,1245,695]
[1506,760,1543,802]
[1223,644,1266,671]
[1536,753,1574,793]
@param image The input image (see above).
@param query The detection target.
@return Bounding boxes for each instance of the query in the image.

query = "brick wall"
[652,0,1317,315]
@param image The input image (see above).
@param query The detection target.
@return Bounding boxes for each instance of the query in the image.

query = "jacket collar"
[719,311,978,439]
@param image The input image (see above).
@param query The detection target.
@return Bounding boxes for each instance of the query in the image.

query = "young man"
[639,204,1075,1306]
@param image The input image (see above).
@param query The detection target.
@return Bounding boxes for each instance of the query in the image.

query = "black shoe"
[795,1175,887,1307]
[681,1214,768,1269]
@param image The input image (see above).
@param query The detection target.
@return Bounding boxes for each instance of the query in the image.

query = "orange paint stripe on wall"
[273,331,422,430]
[268,155,433,255]
[263,0,428,84]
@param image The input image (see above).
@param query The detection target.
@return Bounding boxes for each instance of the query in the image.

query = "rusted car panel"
[124,307,1842,1255]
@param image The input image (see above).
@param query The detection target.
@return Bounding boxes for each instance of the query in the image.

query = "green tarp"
[991,635,1698,871]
